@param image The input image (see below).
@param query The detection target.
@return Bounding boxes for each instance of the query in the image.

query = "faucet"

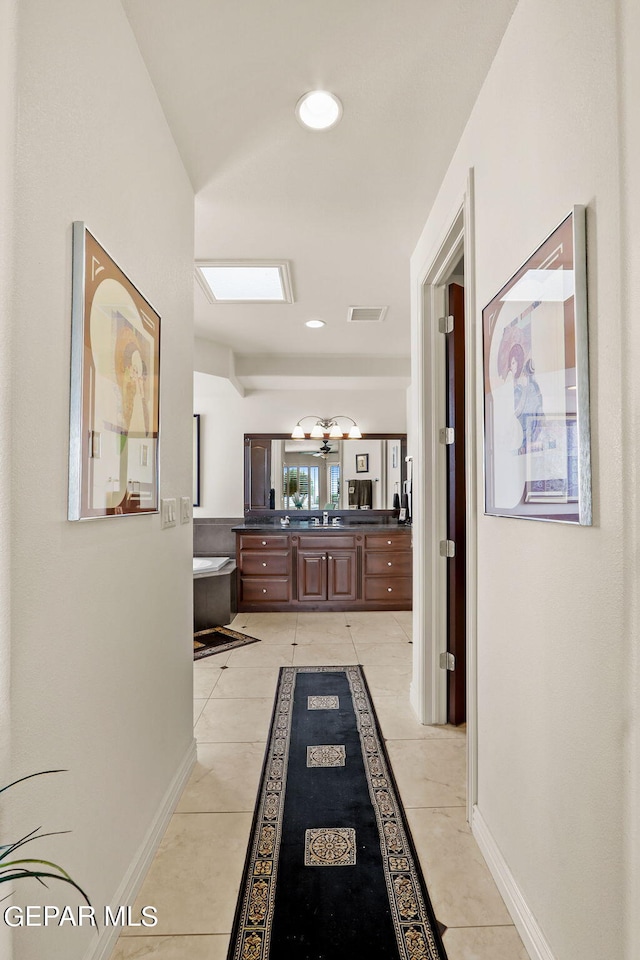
[322,511,329,525]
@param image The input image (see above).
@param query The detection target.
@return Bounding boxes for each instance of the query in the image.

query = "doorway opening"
[410,171,478,818]
[444,271,466,726]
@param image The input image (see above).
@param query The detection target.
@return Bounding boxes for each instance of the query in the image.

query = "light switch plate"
[161,498,176,529]
[180,496,191,524]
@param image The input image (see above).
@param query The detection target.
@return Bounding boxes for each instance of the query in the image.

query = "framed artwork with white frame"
[482,207,591,524]
[68,223,161,520]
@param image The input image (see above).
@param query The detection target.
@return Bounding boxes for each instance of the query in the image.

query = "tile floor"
[111,612,528,960]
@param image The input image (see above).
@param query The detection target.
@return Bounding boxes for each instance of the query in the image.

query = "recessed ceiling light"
[305,319,326,328]
[195,260,294,303]
[295,91,343,131]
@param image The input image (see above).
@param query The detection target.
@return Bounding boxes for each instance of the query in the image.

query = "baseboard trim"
[83,737,197,960]
[472,806,555,960]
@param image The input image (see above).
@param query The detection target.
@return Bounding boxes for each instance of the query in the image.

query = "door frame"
[410,169,478,819]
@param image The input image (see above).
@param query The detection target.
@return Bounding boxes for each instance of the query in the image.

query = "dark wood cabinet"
[297,548,357,602]
[297,550,328,601]
[237,534,291,606]
[236,527,411,612]
[363,532,412,607]
[244,439,271,511]
[327,552,357,601]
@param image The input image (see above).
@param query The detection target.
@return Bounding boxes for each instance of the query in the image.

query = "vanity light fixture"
[291,415,362,440]
[295,91,343,131]
[305,319,326,328]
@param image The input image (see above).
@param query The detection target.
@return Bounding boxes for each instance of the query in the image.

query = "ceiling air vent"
[347,306,388,324]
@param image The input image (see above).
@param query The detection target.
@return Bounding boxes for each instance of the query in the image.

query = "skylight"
[195,261,294,303]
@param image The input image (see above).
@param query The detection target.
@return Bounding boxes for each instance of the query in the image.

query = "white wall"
[0,1,17,958]
[411,0,626,957]
[9,3,194,959]
[193,371,407,517]
[619,1,640,955]
[341,439,382,508]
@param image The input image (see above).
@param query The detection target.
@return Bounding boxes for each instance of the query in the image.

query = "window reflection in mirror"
[272,438,404,511]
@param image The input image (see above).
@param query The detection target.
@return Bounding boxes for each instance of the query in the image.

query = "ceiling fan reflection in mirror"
[313,441,332,459]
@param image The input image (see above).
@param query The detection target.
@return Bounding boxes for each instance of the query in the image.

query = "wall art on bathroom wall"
[355,453,369,473]
[68,222,161,520]
[482,206,591,524]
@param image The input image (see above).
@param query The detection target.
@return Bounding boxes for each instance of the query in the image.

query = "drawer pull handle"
[387,587,392,593]
[387,561,392,566]
[262,562,267,567]
[328,555,333,560]
[261,540,267,545]
[262,588,267,594]
[387,540,392,544]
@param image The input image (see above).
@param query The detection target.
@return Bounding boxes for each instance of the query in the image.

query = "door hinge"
[439,427,454,445]
[438,315,454,334]
[439,651,456,671]
[439,539,455,558]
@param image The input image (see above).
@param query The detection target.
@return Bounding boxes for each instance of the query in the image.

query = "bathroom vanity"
[233,522,412,612]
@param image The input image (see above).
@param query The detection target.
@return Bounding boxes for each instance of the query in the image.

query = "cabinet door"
[244,439,271,511]
[327,551,357,602]
[297,551,327,601]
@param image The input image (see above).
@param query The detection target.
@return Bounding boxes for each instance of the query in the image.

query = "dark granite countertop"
[232,520,411,533]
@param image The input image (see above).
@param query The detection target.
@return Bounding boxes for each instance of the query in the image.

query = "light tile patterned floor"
[110,612,528,960]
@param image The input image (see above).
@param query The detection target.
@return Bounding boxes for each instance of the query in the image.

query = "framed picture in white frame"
[482,207,591,524]
[68,223,161,520]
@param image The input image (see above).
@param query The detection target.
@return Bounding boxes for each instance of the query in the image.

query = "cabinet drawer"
[365,552,412,577]
[296,534,356,550]
[239,534,290,551]
[365,533,411,551]
[241,577,290,603]
[364,576,412,602]
[240,551,289,576]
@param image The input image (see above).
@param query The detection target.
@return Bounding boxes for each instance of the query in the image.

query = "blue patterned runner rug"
[227,665,447,960]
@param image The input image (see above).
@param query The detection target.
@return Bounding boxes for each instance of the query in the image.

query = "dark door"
[327,551,357,601]
[446,282,466,725]
[297,551,327,601]
[244,438,271,511]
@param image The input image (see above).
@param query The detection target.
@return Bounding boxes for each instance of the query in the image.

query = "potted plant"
[0,770,91,905]
[287,474,306,509]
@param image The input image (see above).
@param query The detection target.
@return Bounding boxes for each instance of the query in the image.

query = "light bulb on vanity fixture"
[290,415,362,440]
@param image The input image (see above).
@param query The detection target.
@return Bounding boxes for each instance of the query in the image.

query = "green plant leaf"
[0,828,71,862]
[0,770,66,798]
[0,770,92,911]
[0,870,91,906]
[1,859,74,882]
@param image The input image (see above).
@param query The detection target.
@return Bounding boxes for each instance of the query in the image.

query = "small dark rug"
[227,665,447,960]
[193,626,261,660]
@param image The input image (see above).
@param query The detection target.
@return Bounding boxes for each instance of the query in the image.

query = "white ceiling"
[123,0,517,386]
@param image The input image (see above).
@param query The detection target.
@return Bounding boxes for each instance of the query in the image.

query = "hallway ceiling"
[123,0,517,384]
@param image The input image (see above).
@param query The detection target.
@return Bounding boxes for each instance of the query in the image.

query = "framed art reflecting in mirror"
[68,223,161,520]
[482,207,592,524]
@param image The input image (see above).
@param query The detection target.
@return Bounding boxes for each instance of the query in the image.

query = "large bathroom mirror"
[244,434,407,513]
